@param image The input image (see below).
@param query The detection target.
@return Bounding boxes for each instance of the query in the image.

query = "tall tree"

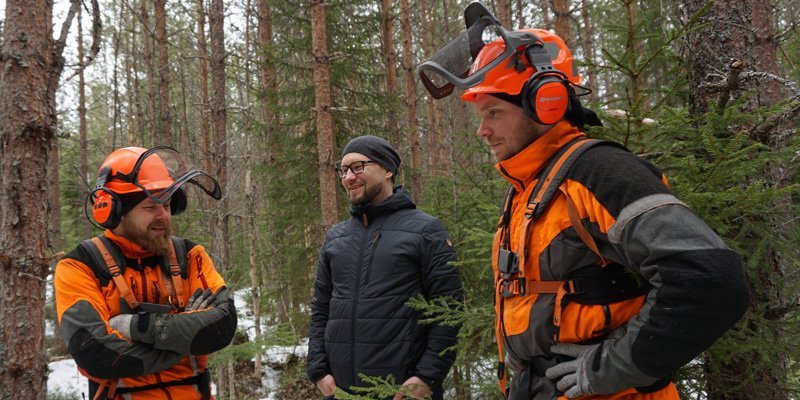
[682,0,798,399]
[78,5,91,238]
[399,0,422,202]
[0,0,82,397]
[552,0,572,47]
[140,0,156,144]
[311,0,338,229]
[196,0,212,180]
[495,0,512,28]
[155,0,171,145]
[380,0,399,143]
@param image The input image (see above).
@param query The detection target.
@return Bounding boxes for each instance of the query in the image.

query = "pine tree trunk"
[541,0,552,30]
[516,0,526,28]
[196,0,213,213]
[0,0,76,397]
[399,0,422,203]
[552,0,572,47]
[155,0,171,145]
[78,6,91,238]
[209,0,229,272]
[579,0,598,102]
[380,0,399,144]
[140,0,156,144]
[683,1,791,399]
[311,0,339,229]
[495,0,512,28]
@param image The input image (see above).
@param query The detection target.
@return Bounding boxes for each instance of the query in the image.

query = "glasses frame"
[335,160,377,179]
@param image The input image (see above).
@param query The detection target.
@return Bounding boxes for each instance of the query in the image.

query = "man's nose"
[476,119,491,138]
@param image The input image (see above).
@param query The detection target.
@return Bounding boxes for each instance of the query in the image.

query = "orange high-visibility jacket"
[492,121,747,399]
[55,230,237,399]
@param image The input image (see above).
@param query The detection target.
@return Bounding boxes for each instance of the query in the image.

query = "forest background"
[0,0,798,399]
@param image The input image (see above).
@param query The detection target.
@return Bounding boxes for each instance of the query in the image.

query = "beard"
[123,219,173,256]
[350,180,384,205]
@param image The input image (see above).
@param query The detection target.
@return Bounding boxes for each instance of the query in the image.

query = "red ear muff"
[170,187,187,215]
[90,166,123,229]
[91,188,122,229]
[521,73,570,125]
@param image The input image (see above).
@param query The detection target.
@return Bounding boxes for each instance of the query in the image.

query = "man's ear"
[386,170,394,181]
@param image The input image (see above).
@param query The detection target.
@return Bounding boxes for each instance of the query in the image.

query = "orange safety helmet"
[460,29,581,101]
[89,146,221,229]
[418,2,589,125]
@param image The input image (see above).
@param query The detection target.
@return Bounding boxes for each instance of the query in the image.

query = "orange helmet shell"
[100,147,174,194]
[461,29,580,102]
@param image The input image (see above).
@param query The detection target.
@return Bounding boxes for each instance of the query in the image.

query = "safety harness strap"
[90,237,140,310]
[168,238,187,308]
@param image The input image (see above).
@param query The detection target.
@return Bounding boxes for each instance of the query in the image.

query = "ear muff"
[170,187,187,215]
[519,43,571,125]
[521,72,570,125]
[90,166,123,229]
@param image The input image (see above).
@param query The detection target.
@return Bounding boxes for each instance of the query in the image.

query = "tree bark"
[495,0,512,28]
[154,0,171,145]
[399,0,422,203]
[579,0,598,102]
[683,1,792,399]
[541,0,552,31]
[196,0,212,187]
[552,0,572,47]
[0,0,79,397]
[311,0,339,229]
[380,0,399,143]
[140,0,156,145]
[78,5,91,238]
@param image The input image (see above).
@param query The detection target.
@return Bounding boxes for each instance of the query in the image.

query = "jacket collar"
[104,229,154,258]
[349,186,416,225]
[495,121,586,192]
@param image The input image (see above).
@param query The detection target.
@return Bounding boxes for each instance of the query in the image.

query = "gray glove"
[546,326,629,398]
[185,288,217,311]
[545,342,599,398]
[108,314,133,340]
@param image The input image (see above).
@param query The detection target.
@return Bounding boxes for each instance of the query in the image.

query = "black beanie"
[118,191,148,216]
[342,135,401,175]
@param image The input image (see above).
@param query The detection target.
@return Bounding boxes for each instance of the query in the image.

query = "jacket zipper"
[351,221,371,386]
[361,231,382,288]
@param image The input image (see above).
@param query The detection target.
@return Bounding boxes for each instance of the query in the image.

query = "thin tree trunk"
[579,0,598,102]
[311,0,339,229]
[140,0,156,145]
[380,0,399,143]
[78,5,91,238]
[154,0,171,145]
[399,0,421,203]
[209,0,228,271]
[552,0,572,47]
[516,0,526,28]
[495,0,512,28]
[208,12,229,396]
[541,0,552,30]
[0,0,79,397]
[196,0,213,215]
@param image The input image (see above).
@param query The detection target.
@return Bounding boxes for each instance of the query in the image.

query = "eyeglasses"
[335,160,377,179]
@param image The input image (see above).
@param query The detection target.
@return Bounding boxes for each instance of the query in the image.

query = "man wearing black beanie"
[308,135,464,400]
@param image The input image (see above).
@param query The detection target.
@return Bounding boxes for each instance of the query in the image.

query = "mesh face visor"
[130,147,222,204]
[417,8,541,99]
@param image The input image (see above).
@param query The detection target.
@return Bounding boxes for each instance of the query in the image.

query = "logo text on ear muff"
[539,96,565,102]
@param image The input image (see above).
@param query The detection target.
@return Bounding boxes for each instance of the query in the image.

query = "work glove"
[108,314,133,340]
[545,327,627,399]
[185,288,217,311]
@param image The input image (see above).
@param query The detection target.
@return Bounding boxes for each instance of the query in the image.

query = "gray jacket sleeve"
[590,196,749,392]
[129,286,237,355]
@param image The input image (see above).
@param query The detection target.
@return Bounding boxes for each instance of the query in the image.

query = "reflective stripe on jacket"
[492,121,747,399]
[55,230,237,400]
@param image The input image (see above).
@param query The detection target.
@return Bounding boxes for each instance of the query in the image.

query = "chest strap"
[90,237,140,310]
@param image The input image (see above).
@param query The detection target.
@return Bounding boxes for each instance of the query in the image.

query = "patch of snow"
[48,359,84,398]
